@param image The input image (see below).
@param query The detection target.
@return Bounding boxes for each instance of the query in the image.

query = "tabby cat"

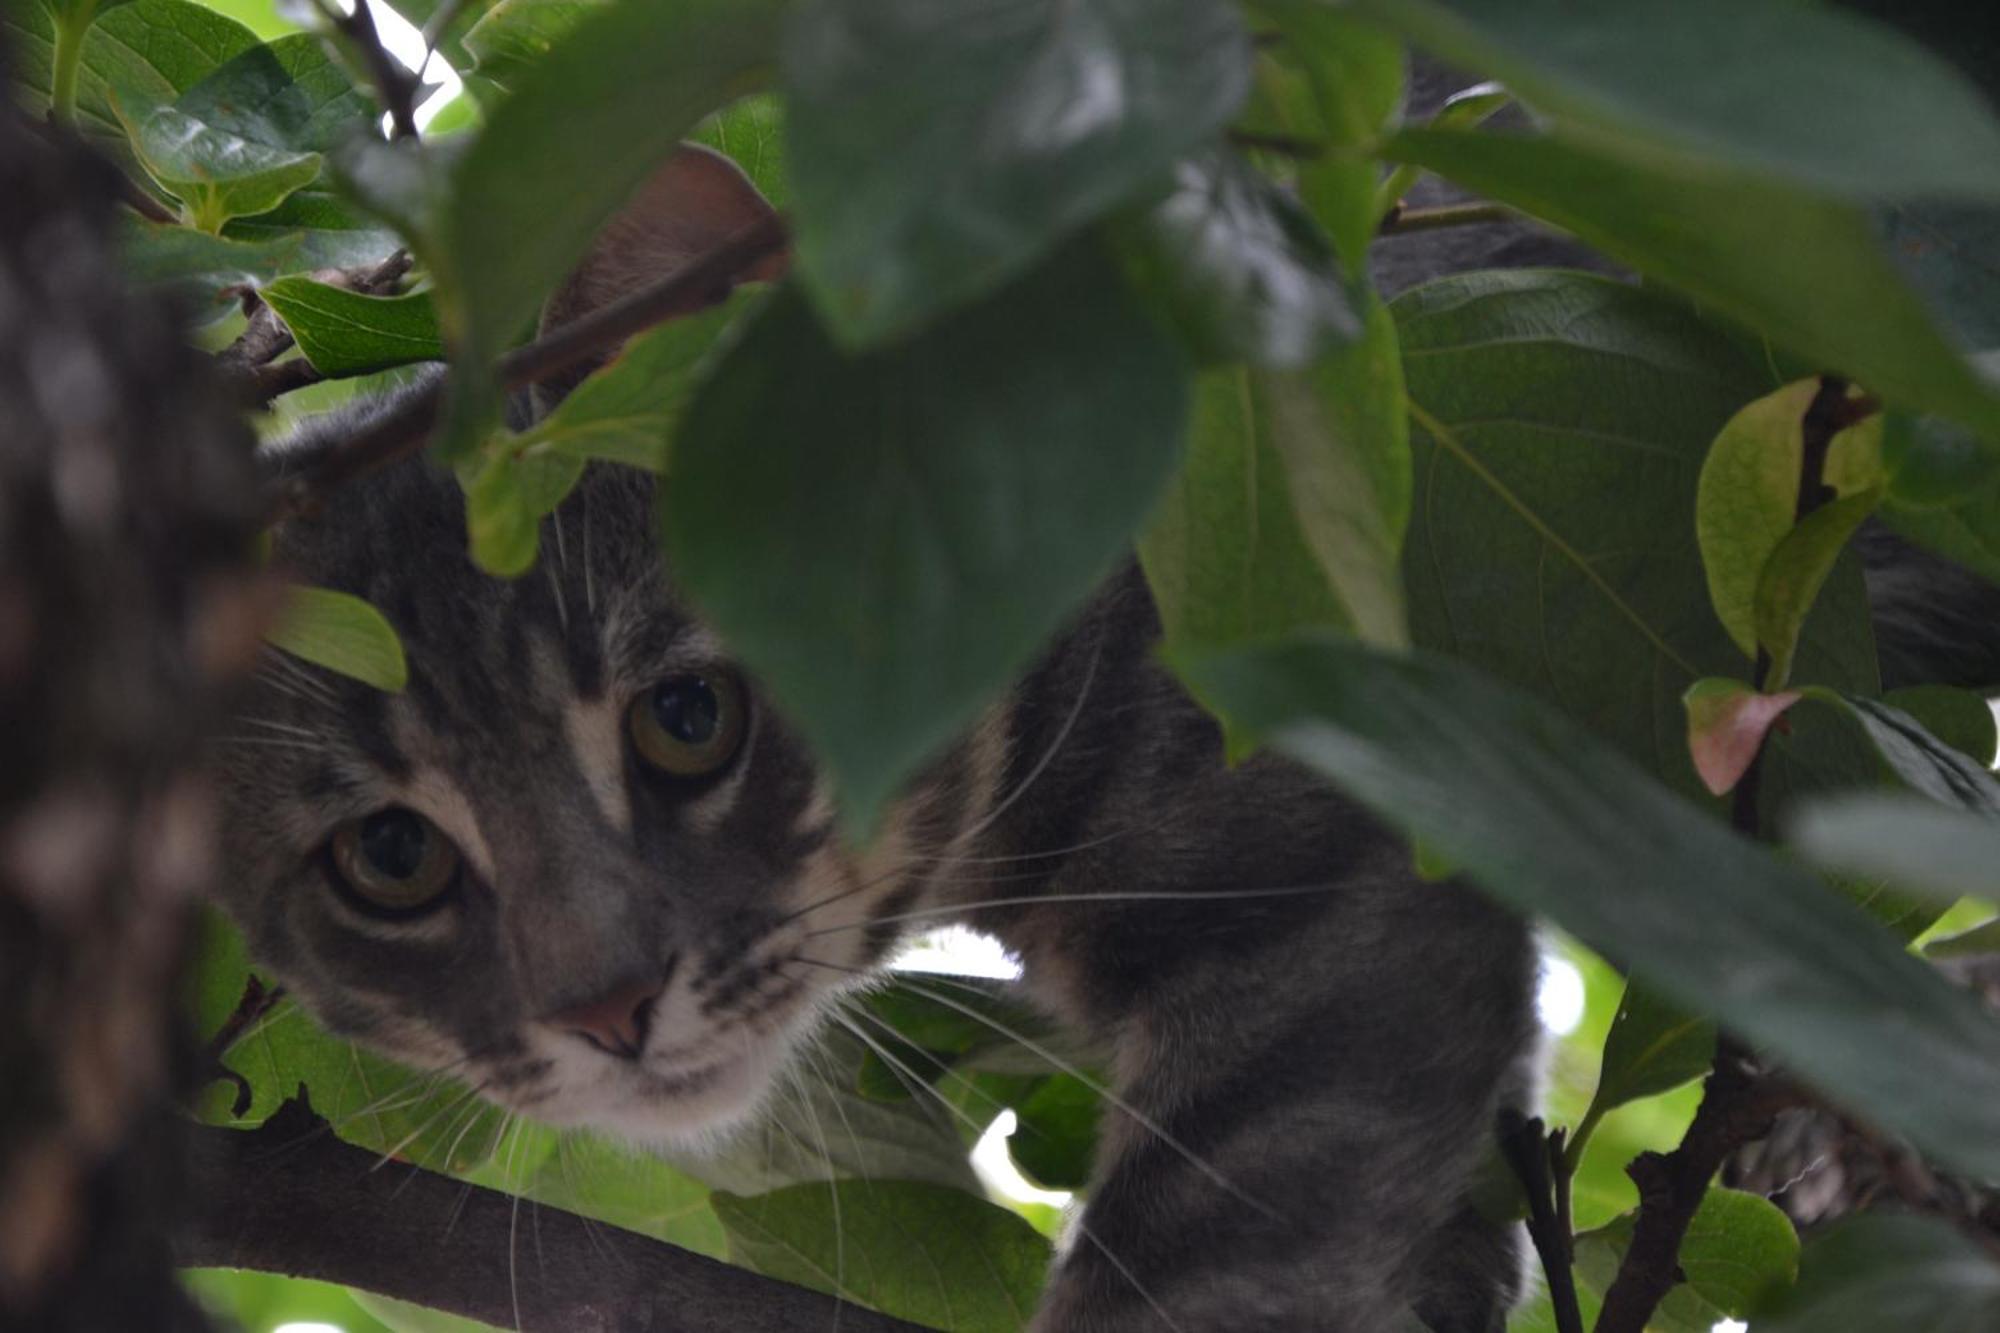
[213,143,1539,1331]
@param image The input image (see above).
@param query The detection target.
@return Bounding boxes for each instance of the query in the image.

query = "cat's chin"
[516,1039,790,1148]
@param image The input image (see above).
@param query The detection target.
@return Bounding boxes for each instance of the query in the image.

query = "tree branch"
[1377,200,1516,236]
[179,1098,925,1333]
[1593,1051,1801,1333]
[260,212,788,523]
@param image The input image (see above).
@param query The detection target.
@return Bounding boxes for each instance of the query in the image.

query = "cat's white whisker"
[828,968,1277,1222]
[369,1081,487,1172]
[805,879,1354,940]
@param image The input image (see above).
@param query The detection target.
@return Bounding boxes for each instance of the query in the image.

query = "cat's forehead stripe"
[565,697,632,833]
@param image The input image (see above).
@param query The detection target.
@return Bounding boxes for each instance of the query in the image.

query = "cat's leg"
[1026,875,1534,1333]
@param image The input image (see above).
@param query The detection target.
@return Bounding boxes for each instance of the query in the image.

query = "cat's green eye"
[329,808,460,915]
[629,672,747,777]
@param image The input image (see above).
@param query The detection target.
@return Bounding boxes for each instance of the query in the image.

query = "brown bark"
[0,64,263,1332]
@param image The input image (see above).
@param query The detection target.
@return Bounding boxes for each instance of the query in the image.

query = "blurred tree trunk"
[0,39,261,1332]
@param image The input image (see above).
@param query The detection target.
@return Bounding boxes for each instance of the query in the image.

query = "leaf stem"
[50,0,100,127]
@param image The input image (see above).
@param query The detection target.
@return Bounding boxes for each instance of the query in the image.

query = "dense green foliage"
[9,0,2000,1328]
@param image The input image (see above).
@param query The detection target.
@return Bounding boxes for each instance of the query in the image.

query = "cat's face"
[211,459,991,1144]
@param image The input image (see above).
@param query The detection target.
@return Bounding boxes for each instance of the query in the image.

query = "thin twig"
[1377,200,1517,236]
[1501,1112,1585,1333]
[312,0,423,139]
[259,212,788,523]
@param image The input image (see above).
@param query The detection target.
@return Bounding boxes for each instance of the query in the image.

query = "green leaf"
[127,34,374,232]
[1873,202,2000,356]
[714,1181,1049,1331]
[1886,679,2000,790]
[1007,1073,1097,1191]
[519,288,761,470]
[1256,342,1409,649]
[1350,0,2000,200]
[671,1023,986,1196]
[459,1123,725,1259]
[1800,692,2000,815]
[1172,634,2000,1181]
[1795,796,2000,904]
[1695,378,1823,659]
[1682,677,1801,798]
[1396,270,1861,797]
[116,216,304,313]
[1112,147,1359,369]
[1756,1214,2000,1332]
[1249,0,1403,266]
[1139,367,1354,654]
[1574,981,1714,1156]
[223,189,402,278]
[1755,490,1882,690]
[692,94,789,210]
[260,278,442,377]
[4,0,260,160]
[1382,128,2000,443]
[1925,916,2000,961]
[436,0,788,453]
[463,448,585,578]
[781,0,1252,347]
[664,245,1186,830]
[132,106,321,232]
[1877,415,2000,586]
[1675,1187,1801,1318]
[460,0,600,87]
[265,585,408,692]
[1573,1190,1799,1330]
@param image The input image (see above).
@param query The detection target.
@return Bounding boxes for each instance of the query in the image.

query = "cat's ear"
[537,142,785,398]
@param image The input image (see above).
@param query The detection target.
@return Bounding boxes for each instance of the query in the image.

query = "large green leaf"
[1351,0,2000,200]
[259,277,443,377]
[714,1181,1049,1332]
[1756,1214,2000,1332]
[435,0,788,453]
[664,245,1186,829]
[1394,270,1871,796]
[1173,634,2000,1180]
[1384,129,2000,443]
[781,0,1252,347]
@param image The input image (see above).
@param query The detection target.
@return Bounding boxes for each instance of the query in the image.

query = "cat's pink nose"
[551,979,663,1059]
